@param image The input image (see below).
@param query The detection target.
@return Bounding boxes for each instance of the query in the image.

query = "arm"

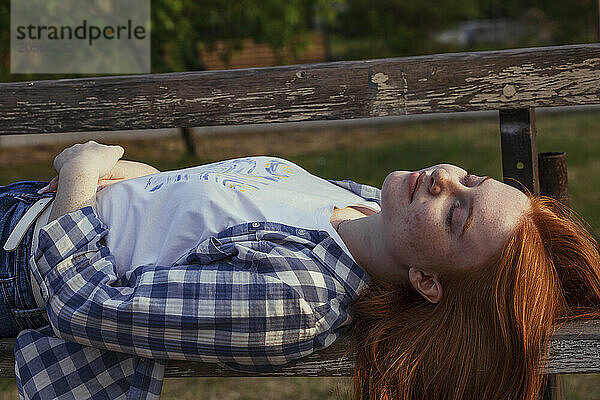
[97,159,160,189]
[48,141,124,221]
[41,157,160,198]
[32,210,322,370]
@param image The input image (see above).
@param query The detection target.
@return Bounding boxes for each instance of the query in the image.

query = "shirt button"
[252,222,260,228]
[297,228,306,235]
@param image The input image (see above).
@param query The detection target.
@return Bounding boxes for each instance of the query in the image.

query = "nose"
[429,168,454,196]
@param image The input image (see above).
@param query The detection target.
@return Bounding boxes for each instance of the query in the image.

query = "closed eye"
[462,170,476,186]
[446,200,459,230]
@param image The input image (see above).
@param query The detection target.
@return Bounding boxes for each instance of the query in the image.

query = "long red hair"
[352,195,600,400]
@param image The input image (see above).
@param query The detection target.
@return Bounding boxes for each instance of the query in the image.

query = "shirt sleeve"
[30,207,326,372]
[15,326,165,400]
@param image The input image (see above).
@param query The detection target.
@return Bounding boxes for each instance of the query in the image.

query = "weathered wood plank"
[1,44,599,135]
[0,319,599,377]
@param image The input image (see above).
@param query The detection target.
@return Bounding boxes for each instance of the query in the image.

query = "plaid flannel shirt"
[16,179,380,400]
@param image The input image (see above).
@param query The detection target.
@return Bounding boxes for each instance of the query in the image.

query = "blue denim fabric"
[0,181,52,337]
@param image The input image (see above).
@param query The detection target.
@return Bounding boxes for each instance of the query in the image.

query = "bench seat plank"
[0,319,598,377]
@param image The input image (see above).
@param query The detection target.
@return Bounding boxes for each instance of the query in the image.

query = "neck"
[335,212,411,288]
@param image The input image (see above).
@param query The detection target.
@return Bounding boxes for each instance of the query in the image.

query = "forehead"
[453,168,530,265]
[436,163,466,173]
[475,178,529,232]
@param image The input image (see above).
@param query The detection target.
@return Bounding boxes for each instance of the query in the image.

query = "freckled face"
[380,164,530,272]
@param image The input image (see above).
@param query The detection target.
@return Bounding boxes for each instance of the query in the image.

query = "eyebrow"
[459,176,492,238]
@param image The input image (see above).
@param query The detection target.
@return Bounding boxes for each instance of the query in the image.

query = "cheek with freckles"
[403,208,453,265]
[408,206,436,239]
[405,210,430,245]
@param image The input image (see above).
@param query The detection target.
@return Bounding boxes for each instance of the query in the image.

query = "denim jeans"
[0,181,52,337]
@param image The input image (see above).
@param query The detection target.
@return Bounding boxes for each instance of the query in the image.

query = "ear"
[408,267,443,304]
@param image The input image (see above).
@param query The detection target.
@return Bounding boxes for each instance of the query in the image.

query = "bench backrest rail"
[0,44,599,135]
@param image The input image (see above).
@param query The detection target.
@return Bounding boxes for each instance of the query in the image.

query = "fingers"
[38,176,124,194]
[36,185,51,194]
[97,178,125,190]
[37,176,59,194]
[40,157,129,195]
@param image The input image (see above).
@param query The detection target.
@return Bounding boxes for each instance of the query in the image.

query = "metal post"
[499,108,539,194]
[499,108,566,400]
[180,127,198,157]
[542,374,565,400]
[597,0,600,42]
[538,151,569,400]
[538,152,569,207]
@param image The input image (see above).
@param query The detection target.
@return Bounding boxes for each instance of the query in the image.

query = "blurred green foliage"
[476,0,597,44]
[0,0,597,81]
[330,0,480,58]
[150,0,342,72]
[0,0,342,81]
[329,0,597,58]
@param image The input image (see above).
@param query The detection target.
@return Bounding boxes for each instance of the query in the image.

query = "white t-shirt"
[96,156,380,277]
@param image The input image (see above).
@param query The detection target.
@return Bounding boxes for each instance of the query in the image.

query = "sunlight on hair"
[352,194,600,400]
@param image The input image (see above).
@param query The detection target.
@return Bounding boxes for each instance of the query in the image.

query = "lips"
[408,171,426,203]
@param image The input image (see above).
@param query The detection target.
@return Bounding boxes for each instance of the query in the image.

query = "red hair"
[352,195,600,400]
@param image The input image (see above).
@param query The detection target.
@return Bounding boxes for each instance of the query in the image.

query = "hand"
[46,141,124,221]
[39,159,160,194]
[52,141,124,177]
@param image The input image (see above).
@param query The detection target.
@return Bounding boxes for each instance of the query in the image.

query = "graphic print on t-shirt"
[142,158,296,193]
[96,155,380,274]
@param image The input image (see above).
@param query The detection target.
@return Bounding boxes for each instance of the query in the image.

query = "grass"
[161,377,353,400]
[1,110,600,398]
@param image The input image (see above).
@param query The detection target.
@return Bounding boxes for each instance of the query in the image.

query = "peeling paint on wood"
[369,71,407,116]
[1,44,599,135]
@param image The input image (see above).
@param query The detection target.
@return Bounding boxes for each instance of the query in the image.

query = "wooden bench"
[1,43,600,399]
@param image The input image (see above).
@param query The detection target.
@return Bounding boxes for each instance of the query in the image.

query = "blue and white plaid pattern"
[16,179,380,399]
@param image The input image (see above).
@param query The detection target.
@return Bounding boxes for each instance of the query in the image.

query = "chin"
[381,171,408,209]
